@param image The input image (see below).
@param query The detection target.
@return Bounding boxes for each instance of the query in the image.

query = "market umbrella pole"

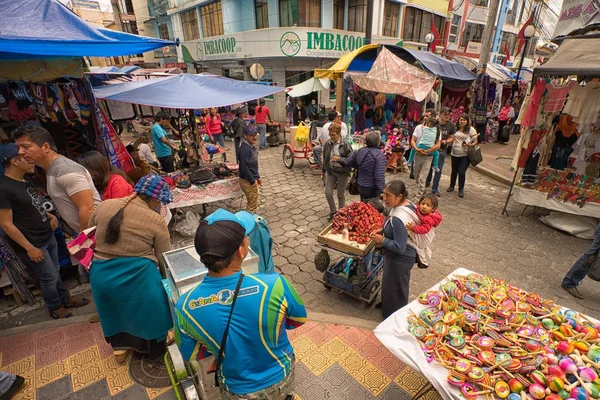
[501,168,520,216]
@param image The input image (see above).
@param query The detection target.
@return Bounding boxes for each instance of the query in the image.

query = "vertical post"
[511,39,528,101]
[365,0,374,44]
[479,0,501,66]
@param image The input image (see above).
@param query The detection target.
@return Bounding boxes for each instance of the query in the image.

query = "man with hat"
[238,124,261,213]
[175,209,306,399]
[0,143,89,319]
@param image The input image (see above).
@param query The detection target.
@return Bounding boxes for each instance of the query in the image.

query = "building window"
[461,22,484,48]
[501,31,517,53]
[348,0,367,32]
[449,14,461,43]
[255,0,269,29]
[158,24,170,40]
[402,7,444,43]
[200,1,224,37]
[181,9,200,41]
[470,0,489,6]
[382,0,400,37]
[279,0,320,27]
[505,8,516,25]
[334,0,345,29]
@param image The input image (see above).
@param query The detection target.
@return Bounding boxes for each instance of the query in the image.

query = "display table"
[513,185,600,218]
[169,178,242,209]
[374,267,599,400]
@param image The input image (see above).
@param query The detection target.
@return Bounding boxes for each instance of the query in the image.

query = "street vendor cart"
[315,201,385,306]
[282,122,322,169]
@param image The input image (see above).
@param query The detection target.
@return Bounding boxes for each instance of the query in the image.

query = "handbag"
[348,168,359,195]
[587,251,600,282]
[295,122,309,142]
[468,145,483,167]
[208,273,245,387]
[67,227,96,272]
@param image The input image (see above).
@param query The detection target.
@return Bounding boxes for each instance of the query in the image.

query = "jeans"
[358,185,380,201]
[562,223,600,288]
[325,172,349,214]
[412,154,433,201]
[313,145,323,165]
[450,155,470,191]
[211,133,227,162]
[257,124,267,148]
[22,235,70,311]
[426,151,446,193]
[158,155,174,173]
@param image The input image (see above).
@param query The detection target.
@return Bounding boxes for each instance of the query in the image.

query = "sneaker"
[562,284,584,299]
[327,213,335,221]
[446,187,455,193]
[1,375,24,399]
[432,191,441,197]
[458,190,464,198]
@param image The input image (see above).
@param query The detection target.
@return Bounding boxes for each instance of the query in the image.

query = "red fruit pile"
[331,202,385,244]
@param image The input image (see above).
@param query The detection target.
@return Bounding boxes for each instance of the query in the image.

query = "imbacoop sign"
[183,27,372,62]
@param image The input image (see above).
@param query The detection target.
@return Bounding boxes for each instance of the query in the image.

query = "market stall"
[314,44,476,171]
[375,268,600,400]
[93,73,284,215]
[502,35,600,221]
[0,0,173,302]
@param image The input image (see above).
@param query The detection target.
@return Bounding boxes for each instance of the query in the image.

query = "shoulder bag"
[348,148,365,195]
[467,145,483,167]
[209,273,245,387]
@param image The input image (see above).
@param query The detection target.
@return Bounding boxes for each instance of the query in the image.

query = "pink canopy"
[350,47,436,102]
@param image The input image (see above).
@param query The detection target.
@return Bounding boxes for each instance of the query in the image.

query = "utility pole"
[479,0,501,66]
[365,0,374,44]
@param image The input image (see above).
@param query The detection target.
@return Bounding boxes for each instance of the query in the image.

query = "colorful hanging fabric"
[470,73,490,124]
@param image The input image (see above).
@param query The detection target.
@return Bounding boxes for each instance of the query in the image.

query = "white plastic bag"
[175,211,201,237]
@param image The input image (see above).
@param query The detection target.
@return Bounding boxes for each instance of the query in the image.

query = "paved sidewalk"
[472,139,519,185]
[0,319,440,400]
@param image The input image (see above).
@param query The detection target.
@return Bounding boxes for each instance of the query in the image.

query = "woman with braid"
[88,175,173,362]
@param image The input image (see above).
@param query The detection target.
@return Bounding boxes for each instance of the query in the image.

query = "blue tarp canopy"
[0,0,174,58]
[93,74,285,108]
[346,45,476,82]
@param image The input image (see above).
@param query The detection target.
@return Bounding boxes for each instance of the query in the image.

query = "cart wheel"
[283,146,294,169]
[364,281,381,307]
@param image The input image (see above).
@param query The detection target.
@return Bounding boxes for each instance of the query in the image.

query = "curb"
[472,164,513,186]
[0,310,379,338]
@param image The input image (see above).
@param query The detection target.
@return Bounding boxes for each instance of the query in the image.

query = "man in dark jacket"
[322,123,352,220]
[292,100,307,126]
[231,107,247,163]
[238,125,260,212]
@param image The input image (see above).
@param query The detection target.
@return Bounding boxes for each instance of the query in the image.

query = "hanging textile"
[544,80,576,113]
[470,73,490,124]
[521,79,547,128]
[86,79,134,172]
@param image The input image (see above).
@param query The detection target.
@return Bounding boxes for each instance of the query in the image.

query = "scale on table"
[162,245,260,399]
[163,244,259,302]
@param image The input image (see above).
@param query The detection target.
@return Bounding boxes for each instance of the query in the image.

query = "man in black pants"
[231,107,247,163]
[425,107,455,196]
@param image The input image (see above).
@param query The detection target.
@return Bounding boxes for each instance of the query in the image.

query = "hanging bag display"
[468,145,483,167]
[295,122,309,142]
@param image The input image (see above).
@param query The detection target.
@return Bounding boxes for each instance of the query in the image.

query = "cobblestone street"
[254,146,600,321]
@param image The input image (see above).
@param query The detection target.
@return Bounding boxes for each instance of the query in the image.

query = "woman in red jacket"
[205,107,227,162]
[77,151,133,200]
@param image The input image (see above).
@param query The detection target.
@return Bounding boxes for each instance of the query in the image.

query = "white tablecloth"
[513,186,600,218]
[168,178,243,209]
[373,267,598,400]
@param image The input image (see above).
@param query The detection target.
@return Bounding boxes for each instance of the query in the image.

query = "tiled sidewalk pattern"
[0,320,442,400]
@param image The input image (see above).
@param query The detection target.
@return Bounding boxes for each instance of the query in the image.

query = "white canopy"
[286,77,331,98]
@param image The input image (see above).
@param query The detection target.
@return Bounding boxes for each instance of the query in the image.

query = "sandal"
[50,306,73,319]
[166,330,175,346]
[64,297,91,308]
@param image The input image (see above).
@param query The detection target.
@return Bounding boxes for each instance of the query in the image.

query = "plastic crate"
[324,253,384,297]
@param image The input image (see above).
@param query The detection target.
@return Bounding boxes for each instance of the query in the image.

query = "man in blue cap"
[175,209,306,399]
[0,143,89,319]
